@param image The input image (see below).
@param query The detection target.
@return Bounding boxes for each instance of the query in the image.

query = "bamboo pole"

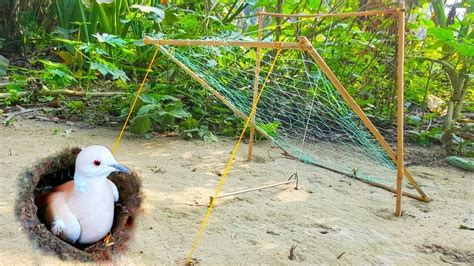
[143,37,312,51]
[395,2,406,217]
[258,9,396,19]
[247,8,265,161]
[300,36,429,202]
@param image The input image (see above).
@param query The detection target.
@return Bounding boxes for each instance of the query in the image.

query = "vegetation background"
[0,0,472,157]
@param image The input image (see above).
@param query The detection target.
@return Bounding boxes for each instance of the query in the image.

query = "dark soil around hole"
[15,147,143,261]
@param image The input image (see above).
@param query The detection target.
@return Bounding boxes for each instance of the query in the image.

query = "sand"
[0,119,473,264]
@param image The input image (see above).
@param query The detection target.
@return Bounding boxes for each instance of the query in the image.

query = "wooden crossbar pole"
[143,37,311,51]
[300,36,429,202]
[247,8,265,161]
[395,2,406,217]
[258,9,396,19]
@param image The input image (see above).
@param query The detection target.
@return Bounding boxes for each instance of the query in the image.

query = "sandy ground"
[0,119,473,265]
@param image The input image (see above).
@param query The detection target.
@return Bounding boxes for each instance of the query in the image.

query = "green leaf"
[449,43,474,57]
[258,122,280,138]
[130,4,164,18]
[93,33,127,47]
[137,104,157,116]
[308,0,321,9]
[139,94,158,104]
[90,61,110,76]
[167,108,191,118]
[180,117,199,130]
[130,115,152,135]
[427,27,454,41]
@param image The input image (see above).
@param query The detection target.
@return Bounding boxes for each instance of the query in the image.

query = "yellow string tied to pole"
[112,46,161,155]
[185,48,282,265]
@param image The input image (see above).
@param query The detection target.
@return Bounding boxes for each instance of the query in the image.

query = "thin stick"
[210,179,296,203]
[247,8,264,161]
[395,2,406,217]
[144,37,312,51]
[0,90,124,99]
[300,36,428,201]
[258,9,396,18]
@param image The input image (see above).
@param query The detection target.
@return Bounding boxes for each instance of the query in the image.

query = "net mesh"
[161,37,398,184]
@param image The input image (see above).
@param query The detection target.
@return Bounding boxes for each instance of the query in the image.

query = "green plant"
[66,100,85,113]
[38,60,76,89]
[128,93,191,135]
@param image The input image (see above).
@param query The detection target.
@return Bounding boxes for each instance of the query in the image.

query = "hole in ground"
[16,147,143,261]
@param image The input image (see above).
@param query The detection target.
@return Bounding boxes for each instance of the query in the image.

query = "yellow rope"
[185,49,282,264]
[112,46,160,155]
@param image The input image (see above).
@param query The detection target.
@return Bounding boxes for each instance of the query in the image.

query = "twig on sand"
[337,252,346,259]
[289,244,297,260]
[459,224,474,230]
[3,107,42,125]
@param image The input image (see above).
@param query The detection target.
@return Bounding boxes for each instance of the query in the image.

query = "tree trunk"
[444,100,455,129]
[452,76,470,122]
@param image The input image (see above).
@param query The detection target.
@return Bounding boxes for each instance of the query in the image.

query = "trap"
[15,147,142,261]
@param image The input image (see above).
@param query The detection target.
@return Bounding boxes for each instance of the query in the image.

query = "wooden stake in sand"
[395,2,406,217]
[247,7,265,162]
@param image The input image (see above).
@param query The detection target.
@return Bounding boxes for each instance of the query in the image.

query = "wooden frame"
[142,4,429,215]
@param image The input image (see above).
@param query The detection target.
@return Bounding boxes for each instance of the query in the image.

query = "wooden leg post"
[395,2,406,217]
[248,8,264,161]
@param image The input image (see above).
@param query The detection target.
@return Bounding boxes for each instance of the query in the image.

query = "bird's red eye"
[93,160,101,166]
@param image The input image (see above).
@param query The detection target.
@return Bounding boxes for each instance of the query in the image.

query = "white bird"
[42,145,129,244]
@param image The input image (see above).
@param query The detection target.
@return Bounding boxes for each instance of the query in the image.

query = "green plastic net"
[160,38,398,184]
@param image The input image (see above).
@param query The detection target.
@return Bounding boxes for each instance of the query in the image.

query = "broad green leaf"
[427,27,454,41]
[167,108,191,118]
[90,61,110,76]
[130,115,151,135]
[449,42,474,57]
[131,4,164,18]
[139,94,158,104]
[308,0,321,9]
[137,104,157,116]
[93,33,127,47]
[162,95,179,101]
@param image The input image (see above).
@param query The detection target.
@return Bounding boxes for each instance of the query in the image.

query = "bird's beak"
[111,164,130,174]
